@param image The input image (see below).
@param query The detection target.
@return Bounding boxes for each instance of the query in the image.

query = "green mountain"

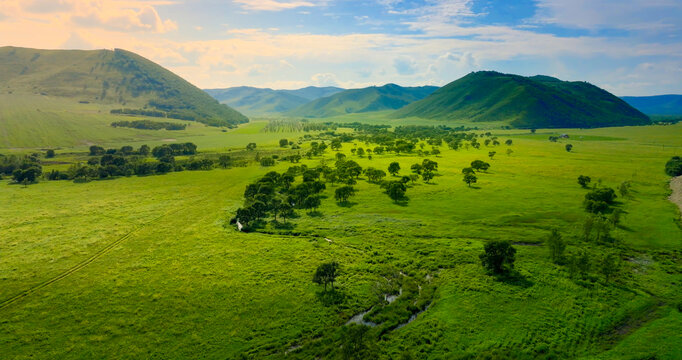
[621,95,682,115]
[287,84,438,118]
[0,46,248,127]
[204,86,344,115]
[392,71,650,128]
[280,86,344,100]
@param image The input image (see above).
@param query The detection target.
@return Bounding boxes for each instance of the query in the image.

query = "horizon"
[1,1,681,96]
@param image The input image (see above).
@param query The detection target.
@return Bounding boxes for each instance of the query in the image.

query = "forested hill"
[287,84,438,118]
[0,46,248,127]
[392,71,650,129]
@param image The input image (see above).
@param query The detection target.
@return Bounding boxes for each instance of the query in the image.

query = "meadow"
[0,115,681,359]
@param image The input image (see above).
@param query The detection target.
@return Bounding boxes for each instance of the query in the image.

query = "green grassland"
[0,119,681,359]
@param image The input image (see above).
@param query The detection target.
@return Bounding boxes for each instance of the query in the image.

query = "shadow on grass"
[467,185,482,190]
[393,197,410,207]
[316,289,346,306]
[337,201,359,208]
[272,221,296,230]
[307,210,324,217]
[495,271,534,288]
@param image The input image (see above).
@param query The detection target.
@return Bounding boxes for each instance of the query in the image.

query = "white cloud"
[233,0,324,11]
[393,56,417,75]
[311,73,339,86]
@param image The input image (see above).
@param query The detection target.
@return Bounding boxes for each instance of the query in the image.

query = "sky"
[0,0,680,95]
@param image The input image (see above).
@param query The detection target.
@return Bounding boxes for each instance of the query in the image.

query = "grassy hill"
[392,71,651,128]
[0,46,248,127]
[287,84,438,118]
[621,95,682,115]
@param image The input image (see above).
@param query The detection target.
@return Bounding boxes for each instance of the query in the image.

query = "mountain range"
[203,86,343,115]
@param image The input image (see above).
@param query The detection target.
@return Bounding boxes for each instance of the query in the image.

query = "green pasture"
[0,117,680,359]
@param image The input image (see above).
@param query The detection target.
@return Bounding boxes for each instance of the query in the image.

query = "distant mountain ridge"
[204,86,344,115]
[392,71,650,128]
[287,84,438,118]
[0,46,248,127]
[620,95,682,115]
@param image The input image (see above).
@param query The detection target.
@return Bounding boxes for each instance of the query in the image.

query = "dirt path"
[670,176,682,217]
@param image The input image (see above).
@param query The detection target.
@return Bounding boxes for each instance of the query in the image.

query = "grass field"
[0,117,680,359]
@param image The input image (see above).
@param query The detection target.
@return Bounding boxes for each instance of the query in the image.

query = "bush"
[665,156,682,176]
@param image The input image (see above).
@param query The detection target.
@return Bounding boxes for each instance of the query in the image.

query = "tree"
[530,129,536,134]
[578,175,591,188]
[422,171,434,183]
[388,162,401,176]
[138,144,150,156]
[664,156,682,176]
[565,144,573,152]
[505,139,513,146]
[246,142,257,151]
[279,138,288,147]
[356,148,365,157]
[470,160,490,172]
[567,250,591,279]
[410,163,422,175]
[422,159,438,172]
[260,157,275,166]
[488,151,496,160]
[599,253,620,282]
[313,261,339,291]
[218,155,232,168]
[506,148,514,156]
[479,241,516,274]
[463,173,477,187]
[385,181,406,202]
[46,149,55,158]
[546,229,566,264]
[303,195,321,213]
[335,186,356,203]
[89,145,105,156]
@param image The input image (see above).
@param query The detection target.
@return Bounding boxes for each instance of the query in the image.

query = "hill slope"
[287,84,438,118]
[0,46,248,127]
[621,95,682,115]
[392,71,650,128]
[204,86,344,115]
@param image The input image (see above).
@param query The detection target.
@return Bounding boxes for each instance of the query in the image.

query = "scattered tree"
[46,149,55,158]
[279,138,289,147]
[479,240,516,275]
[463,173,477,187]
[335,186,356,203]
[488,151,496,160]
[599,253,620,282]
[546,229,566,264]
[565,144,573,152]
[313,261,339,291]
[388,162,401,176]
[246,142,257,151]
[578,175,591,188]
[471,160,490,172]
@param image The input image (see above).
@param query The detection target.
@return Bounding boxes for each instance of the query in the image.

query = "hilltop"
[287,84,438,118]
[0,46,247,127]
[392,71,650,128]
[621,95,682,115]
[204,86,343,115]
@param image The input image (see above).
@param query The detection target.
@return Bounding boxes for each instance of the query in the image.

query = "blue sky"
[1,0,681,95]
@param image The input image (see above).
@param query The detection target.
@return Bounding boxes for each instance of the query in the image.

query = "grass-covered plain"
[0,119,681,359]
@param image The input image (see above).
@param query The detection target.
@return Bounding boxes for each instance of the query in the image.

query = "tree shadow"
[273,221,296,230]
[308,210,324,217]
[495,271,534,288]
[337,201,358,208]
[393,197,410,207]
[468,185,481,190]
[316,289,346,306]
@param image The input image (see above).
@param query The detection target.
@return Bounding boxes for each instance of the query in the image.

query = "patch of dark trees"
[111,119,187,131]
